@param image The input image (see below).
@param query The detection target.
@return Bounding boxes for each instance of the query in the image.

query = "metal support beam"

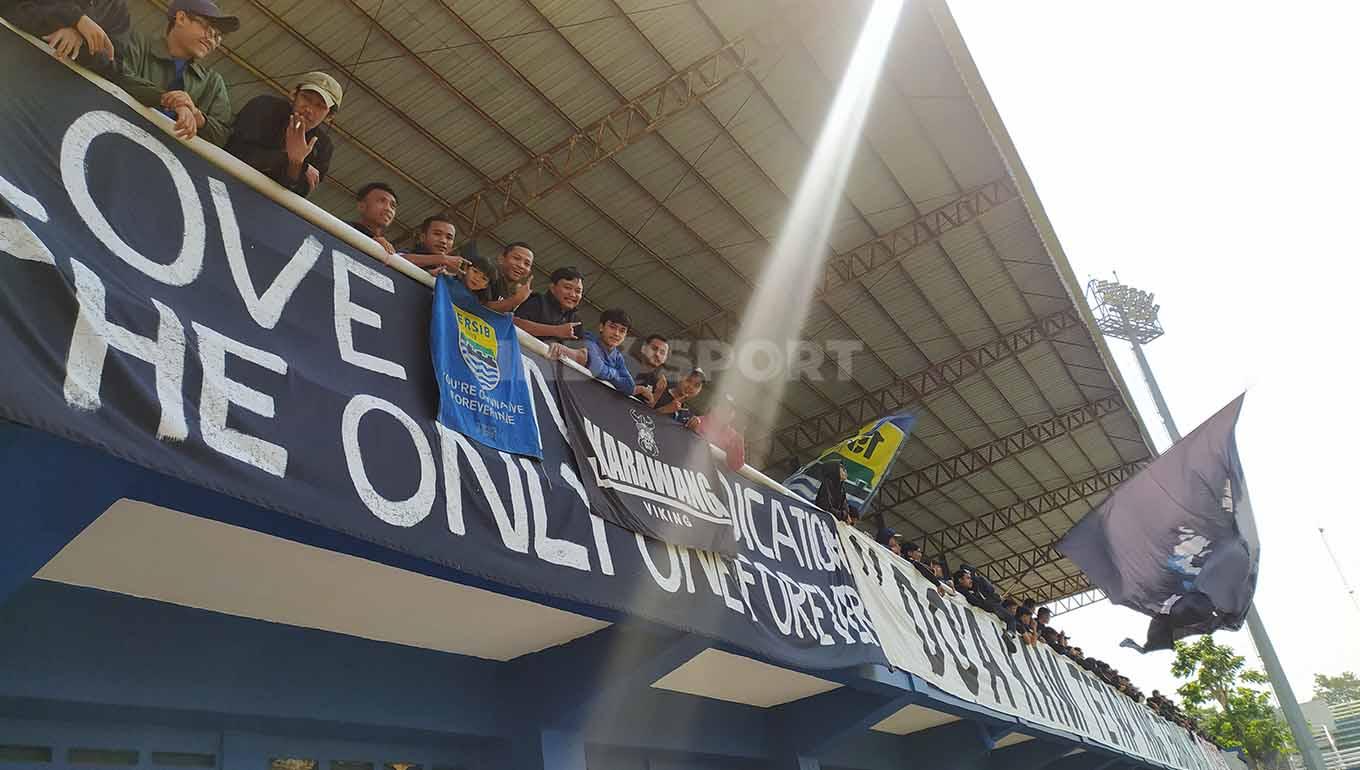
[821,177,1020,295]
[683,177,1022,342]
[1050,588,1107,616]
[975,543,1069,587]
[449,40,751,238]
[918,462,1144,559]
[760,307,1086,466]
[870,395,1125,517]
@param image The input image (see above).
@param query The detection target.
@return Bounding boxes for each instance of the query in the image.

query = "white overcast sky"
[945,0,1360,703]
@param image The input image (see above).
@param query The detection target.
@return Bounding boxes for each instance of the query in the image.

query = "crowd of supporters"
[867,525,1208,739]
[0,0,749,460]
[6,1,1207,742]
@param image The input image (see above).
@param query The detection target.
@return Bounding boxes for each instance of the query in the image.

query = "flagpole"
[1089,278,1326,770]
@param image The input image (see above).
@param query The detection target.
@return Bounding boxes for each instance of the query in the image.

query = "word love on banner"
[0,27,885,673]
[841,527,1221,770]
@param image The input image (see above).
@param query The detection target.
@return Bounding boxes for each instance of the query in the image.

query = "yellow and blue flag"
[782,411,915,514]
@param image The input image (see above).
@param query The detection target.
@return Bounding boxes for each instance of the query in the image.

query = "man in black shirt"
[225,71,340,199]
[348,182,398,255]
[400,215,461,274]
[514,265,582,343]
[485,242,534,314]
[2,0,127,70]
[654,368,705,421]
[632,333,670,404]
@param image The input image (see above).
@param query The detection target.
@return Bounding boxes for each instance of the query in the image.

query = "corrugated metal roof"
[146,0,1157,604]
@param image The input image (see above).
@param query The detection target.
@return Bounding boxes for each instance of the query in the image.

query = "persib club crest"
[453,300,500,392]
[631,409,660,458]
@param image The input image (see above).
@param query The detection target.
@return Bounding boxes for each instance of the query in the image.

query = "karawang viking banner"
[841,526,1221,770]
[556,362,738,554]
[0,26,885,673]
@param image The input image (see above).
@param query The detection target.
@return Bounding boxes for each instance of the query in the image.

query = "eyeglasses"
[186,14,223,43]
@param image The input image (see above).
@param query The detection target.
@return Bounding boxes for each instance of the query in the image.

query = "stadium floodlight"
[1087,278,1164,344]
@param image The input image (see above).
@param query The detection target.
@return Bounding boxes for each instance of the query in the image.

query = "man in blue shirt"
[550,308,634,393]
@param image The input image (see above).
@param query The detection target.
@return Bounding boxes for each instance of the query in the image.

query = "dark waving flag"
[1057,395,1260,652]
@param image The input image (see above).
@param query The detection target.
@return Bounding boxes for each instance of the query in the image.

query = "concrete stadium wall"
[0,582,1143,770]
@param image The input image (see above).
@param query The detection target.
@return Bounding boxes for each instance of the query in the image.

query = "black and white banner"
[842,527,1220,770]
[557,362,738,554]
[0,28,884,672]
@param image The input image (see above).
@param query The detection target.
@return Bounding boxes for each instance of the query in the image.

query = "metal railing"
[0,17,797,499]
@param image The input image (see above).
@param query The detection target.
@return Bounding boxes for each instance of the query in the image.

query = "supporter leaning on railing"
[0,0,128,67]
[225,71,341,199]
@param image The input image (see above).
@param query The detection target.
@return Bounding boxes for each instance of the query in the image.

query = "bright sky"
[945,0,1360,705]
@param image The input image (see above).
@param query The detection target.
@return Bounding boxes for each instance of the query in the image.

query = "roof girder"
[872,394,1125,518]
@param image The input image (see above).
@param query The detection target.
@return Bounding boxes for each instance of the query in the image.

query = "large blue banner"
[431,275,541,459]
[0,28,886,673]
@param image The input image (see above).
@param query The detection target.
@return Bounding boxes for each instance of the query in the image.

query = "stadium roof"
[134,0,1160,606]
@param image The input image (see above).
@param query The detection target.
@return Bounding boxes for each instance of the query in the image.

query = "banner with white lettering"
[842,527,1219,770]
[556,362,738,554]
[431,275,541,459]
[0,28,885,673]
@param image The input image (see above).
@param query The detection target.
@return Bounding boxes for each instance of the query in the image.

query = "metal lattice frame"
[759,307,1087,466]
[918,461,1144,559]
[975,542,1066,586]
[684,178,1021,342]
[447,40,751,239]
[1049,588,1107,616]
[869,395,1126,517]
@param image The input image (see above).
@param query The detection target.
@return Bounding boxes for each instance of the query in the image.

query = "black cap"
[875,527,897,546]
[167,0,240,33]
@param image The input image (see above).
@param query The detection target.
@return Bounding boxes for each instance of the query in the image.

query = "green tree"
[1172,636,1294,770]
[1313,671,1360,705]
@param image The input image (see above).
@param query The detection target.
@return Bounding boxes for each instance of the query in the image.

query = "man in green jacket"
[115,0,238,145]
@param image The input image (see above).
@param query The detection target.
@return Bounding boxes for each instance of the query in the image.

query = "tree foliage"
[1313,671,1360,705]
[1172,636,1294,770]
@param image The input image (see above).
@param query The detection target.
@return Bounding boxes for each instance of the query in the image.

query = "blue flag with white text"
[431,275,541,459]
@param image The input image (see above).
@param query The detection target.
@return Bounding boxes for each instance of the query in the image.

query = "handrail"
[1,17,800,500]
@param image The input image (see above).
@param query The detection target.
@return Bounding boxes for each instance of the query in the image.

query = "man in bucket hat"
[115,0,239,144]
[226,71,343,197]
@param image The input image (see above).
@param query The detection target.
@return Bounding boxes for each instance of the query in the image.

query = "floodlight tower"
[1086,277,1327,770]
[1088,278,1178,442]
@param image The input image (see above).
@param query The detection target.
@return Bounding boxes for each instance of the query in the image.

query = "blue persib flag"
[1057,394,1259,652]
[431,275,542,459]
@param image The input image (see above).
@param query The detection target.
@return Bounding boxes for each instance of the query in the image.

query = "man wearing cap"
[114,0,237,145]
[226,71,341,198]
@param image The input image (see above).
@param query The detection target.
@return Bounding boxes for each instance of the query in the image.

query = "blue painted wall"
[0,579,1138,770]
